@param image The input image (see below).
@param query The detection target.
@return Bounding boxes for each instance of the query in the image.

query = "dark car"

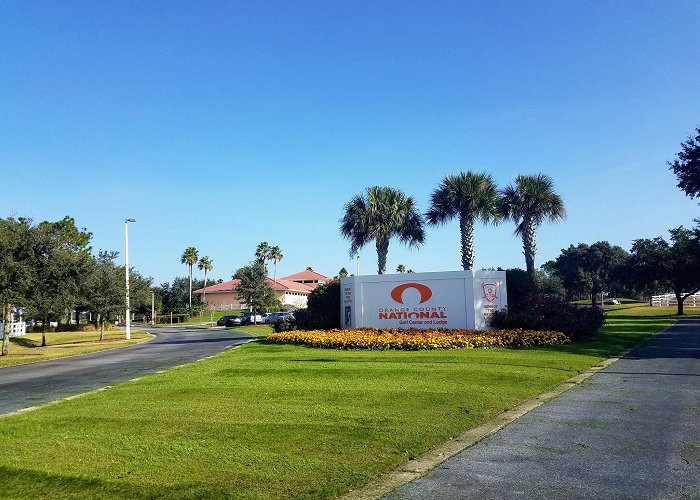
[217,314,239,326]
[224,315,244,327]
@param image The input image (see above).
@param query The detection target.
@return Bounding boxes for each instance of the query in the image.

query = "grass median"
[0,314,671,499]
[0,330,151,368]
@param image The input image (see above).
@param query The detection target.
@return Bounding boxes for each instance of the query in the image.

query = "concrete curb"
[339,321,676,500]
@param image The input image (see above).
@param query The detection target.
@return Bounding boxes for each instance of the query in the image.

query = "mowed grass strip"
[0,330,151,368]
[0,316,670,499]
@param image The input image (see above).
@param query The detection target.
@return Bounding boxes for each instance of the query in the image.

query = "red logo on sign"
[482,282,498,302]
[391,283,433,304]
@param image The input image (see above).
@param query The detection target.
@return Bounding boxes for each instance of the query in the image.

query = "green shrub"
[155,314,189,324]
[491,293,604,340]
[272,280,341,332]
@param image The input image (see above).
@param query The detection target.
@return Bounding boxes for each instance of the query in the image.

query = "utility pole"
[151,290,155,326]
[125,218,136,340]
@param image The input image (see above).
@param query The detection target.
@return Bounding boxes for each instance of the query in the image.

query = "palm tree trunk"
[188,265,193,309]
[459,214,475,270]
[202,270,208,316]
[376,239,389,274]
[1,304,11,356]
[522,217,537,279]
[99,314,104,341]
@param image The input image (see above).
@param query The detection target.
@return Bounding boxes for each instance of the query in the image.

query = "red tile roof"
[193,279,240,294]
[282,269,331,282]
[194,278,312,294]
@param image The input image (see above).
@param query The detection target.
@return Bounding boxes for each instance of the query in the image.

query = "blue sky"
[1,1,699,285]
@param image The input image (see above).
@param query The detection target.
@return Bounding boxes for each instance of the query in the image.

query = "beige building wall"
[202,292,246,310]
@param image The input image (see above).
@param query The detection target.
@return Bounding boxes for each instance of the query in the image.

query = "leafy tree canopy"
[668,127,700,201]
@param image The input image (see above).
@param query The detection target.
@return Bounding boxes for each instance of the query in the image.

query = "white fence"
[0,321,27,337]
[651,293,700,307]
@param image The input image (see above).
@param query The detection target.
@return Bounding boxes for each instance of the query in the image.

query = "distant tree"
[337,267,349,278]
[197,256,213,309]
[84,251,124,340]
[396,264,406,273]
[270,246,283,284]
[407,269,415,273]
[628,225,700,315]
[234,262,276,324]
[426,171,500,270]
[340,186,425,274]
[180,247,199,308]
[550,242,629,306]
[0,217,35,356]
[28,217,93,346]
[306,266,313,271]
[500,174,566,282]
[668,127,700,201]
[155,277,206,313]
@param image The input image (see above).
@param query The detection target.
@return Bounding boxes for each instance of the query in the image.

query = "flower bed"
[267,328,569,350]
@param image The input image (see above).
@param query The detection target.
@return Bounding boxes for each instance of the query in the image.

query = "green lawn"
[0,330,151,368]
[0,316,670,499]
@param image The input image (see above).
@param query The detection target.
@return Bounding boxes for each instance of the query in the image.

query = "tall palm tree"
[426,171,500,270]
[180,246,199,308]
[500,174,566,280]
[255,242,271,266]
[197,256,213,310]
[340,186,425,274]
[269,246,283,284]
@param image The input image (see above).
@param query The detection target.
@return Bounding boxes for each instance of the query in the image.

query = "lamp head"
[125,218,136,223]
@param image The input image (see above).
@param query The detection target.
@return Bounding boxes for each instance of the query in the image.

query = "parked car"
[240,312,263,325]
[217,314,239,326]
[224,315,244,327]
[261,312,276,324]
[269,312,294,324]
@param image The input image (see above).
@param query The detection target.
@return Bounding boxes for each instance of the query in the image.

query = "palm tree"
[255,242,271,266]
[338,267,349,278]
[426,171,500,271]
[180,247,199,308]
[340,186,425,274]
[270,246,283,284]
[396,264,406,273]
[197,256,213,311]
[500,174,566,280]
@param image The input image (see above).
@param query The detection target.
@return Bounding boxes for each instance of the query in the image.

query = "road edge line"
[0,336,253,419]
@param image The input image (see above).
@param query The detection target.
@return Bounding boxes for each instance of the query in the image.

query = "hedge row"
[267,327,569,351]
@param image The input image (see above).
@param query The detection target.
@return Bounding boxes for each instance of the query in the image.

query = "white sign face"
[341,270,506,330]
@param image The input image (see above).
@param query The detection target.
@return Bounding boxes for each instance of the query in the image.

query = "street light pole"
[125,218,136,340]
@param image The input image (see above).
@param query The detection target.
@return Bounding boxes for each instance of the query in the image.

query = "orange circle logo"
[390,283,433,304]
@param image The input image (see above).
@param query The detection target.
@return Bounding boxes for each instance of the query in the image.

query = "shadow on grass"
[9,337,39,348]
[0,465,233,500]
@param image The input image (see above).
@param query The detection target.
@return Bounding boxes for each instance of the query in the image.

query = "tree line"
[0,216,152,355]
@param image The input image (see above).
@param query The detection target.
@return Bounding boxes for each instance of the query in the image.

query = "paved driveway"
[0,326,252,415]
[388,319,700,499]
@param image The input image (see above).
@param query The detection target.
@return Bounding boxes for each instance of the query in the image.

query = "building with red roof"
[281,269,331,290]
[193,273,319,310]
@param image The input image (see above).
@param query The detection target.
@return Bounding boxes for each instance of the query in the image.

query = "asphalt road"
[0,326,252,415]
[388,319,700,500]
